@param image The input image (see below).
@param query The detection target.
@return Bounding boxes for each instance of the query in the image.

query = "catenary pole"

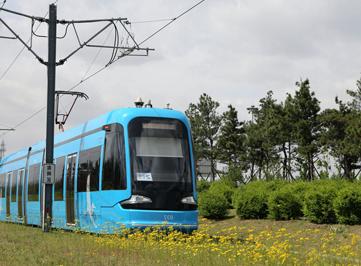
[43,3,57,232]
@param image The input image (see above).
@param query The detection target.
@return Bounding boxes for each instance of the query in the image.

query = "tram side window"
[78,146,101,192]
[11,170,18,202]
[28,164,40,201]
[0,174,4,198]
[6,173,11,201]
[54,157,65,201]
[102,124,126,190]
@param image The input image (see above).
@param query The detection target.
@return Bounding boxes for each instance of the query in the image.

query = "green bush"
[263,179,288,191]
[233,181,269,219]
[209,181,235,208]
[197,180,211,193]
[287,181,310,202]
[334,186,361,225]
[198,191,228,219]
[303,184,337,224]
[313,179,350,190]
[221,165,244,187]
[240,180,287,193]
[268,185,303,220]
[232,180,289,220]
[231,179,361,224]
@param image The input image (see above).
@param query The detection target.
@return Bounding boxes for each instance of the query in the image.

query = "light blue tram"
[0,107,198,233]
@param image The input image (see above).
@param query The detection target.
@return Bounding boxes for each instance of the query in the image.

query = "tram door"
[17,169,24,219]
[5,172,11,218]
[66,154,77,225]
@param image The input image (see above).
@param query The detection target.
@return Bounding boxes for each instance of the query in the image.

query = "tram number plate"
[136,173,153,181]
[164,215,174,221]
[43,163,55,184]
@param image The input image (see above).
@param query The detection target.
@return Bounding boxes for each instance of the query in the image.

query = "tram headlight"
[121,195,152,205]
[181,196,196,205]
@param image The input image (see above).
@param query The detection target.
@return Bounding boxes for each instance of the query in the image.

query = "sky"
[1,0,361,154]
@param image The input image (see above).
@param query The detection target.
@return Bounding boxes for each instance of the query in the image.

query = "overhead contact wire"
[0,0,59,81]
[130,18,174,24]
[0,0,59,137]
[70,0,207,91]
[0,0,7,9]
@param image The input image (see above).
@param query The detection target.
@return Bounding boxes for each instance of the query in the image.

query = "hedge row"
[198,179,361,224]
[198,181,235,219]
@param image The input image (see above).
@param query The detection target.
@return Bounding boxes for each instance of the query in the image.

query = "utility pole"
[43,3,57,232]
[0,140,5,161]
[0,129,13,161]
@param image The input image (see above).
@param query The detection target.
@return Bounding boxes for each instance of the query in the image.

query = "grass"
[1,214,361,265]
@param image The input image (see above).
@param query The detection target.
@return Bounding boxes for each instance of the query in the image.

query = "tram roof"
[0,107,189,166]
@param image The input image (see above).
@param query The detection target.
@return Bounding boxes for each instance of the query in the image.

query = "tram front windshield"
[127,117,194,210]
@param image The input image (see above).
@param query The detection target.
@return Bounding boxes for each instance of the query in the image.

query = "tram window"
[11,170,18,202]
[6,173,11,211]
[78,146,101,192]
[0,174,4,198]
[54,157,65,201]
[102,124,126,190]
[28,164,40,201]
[17,169,24,218]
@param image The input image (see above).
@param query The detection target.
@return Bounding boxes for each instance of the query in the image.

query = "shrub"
[314,179,350,190]
[233,182,269,219]
[198,191,228,219]
[303,184,337,224]
[197,180,211,193]
[221,165,244,187]
[232,180,288,220]
[268,185,303,220]
[209,181,235,208]
[334,186,361,225]
[263,179,288,191]
[288,181,310,202]
[239,180,286,194]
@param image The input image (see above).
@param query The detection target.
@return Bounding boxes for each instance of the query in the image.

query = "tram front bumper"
[125,209,198,232]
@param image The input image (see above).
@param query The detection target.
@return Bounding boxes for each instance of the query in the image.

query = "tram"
[0,105,198,233]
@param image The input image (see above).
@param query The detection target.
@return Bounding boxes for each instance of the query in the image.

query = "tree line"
[186,78,361,183]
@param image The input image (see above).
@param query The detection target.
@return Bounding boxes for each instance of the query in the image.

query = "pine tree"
[185,93,222,181]
[320,77,361,179]
[217,105,246,182]
[346,78,361,111]
[290,79,321,181]
[279,95,297,180]
[319,106,358,179]
[244,91,283,180]
[217,105,245,164]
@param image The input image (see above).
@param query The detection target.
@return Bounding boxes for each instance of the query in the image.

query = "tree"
[217,105,245,165]
[342,77,361,177]
[217,105,247,183]
[244,91,282,180]
[243,119,264,180]
[345,78,361,111]
[185,93,222,181]
[320,77,361,179]
[278,95,297,180]
[257,91,284,179]
[319,106,359,179]
[289,79,321,181]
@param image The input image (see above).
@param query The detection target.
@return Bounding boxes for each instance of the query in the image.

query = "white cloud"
[1,0,361,154]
